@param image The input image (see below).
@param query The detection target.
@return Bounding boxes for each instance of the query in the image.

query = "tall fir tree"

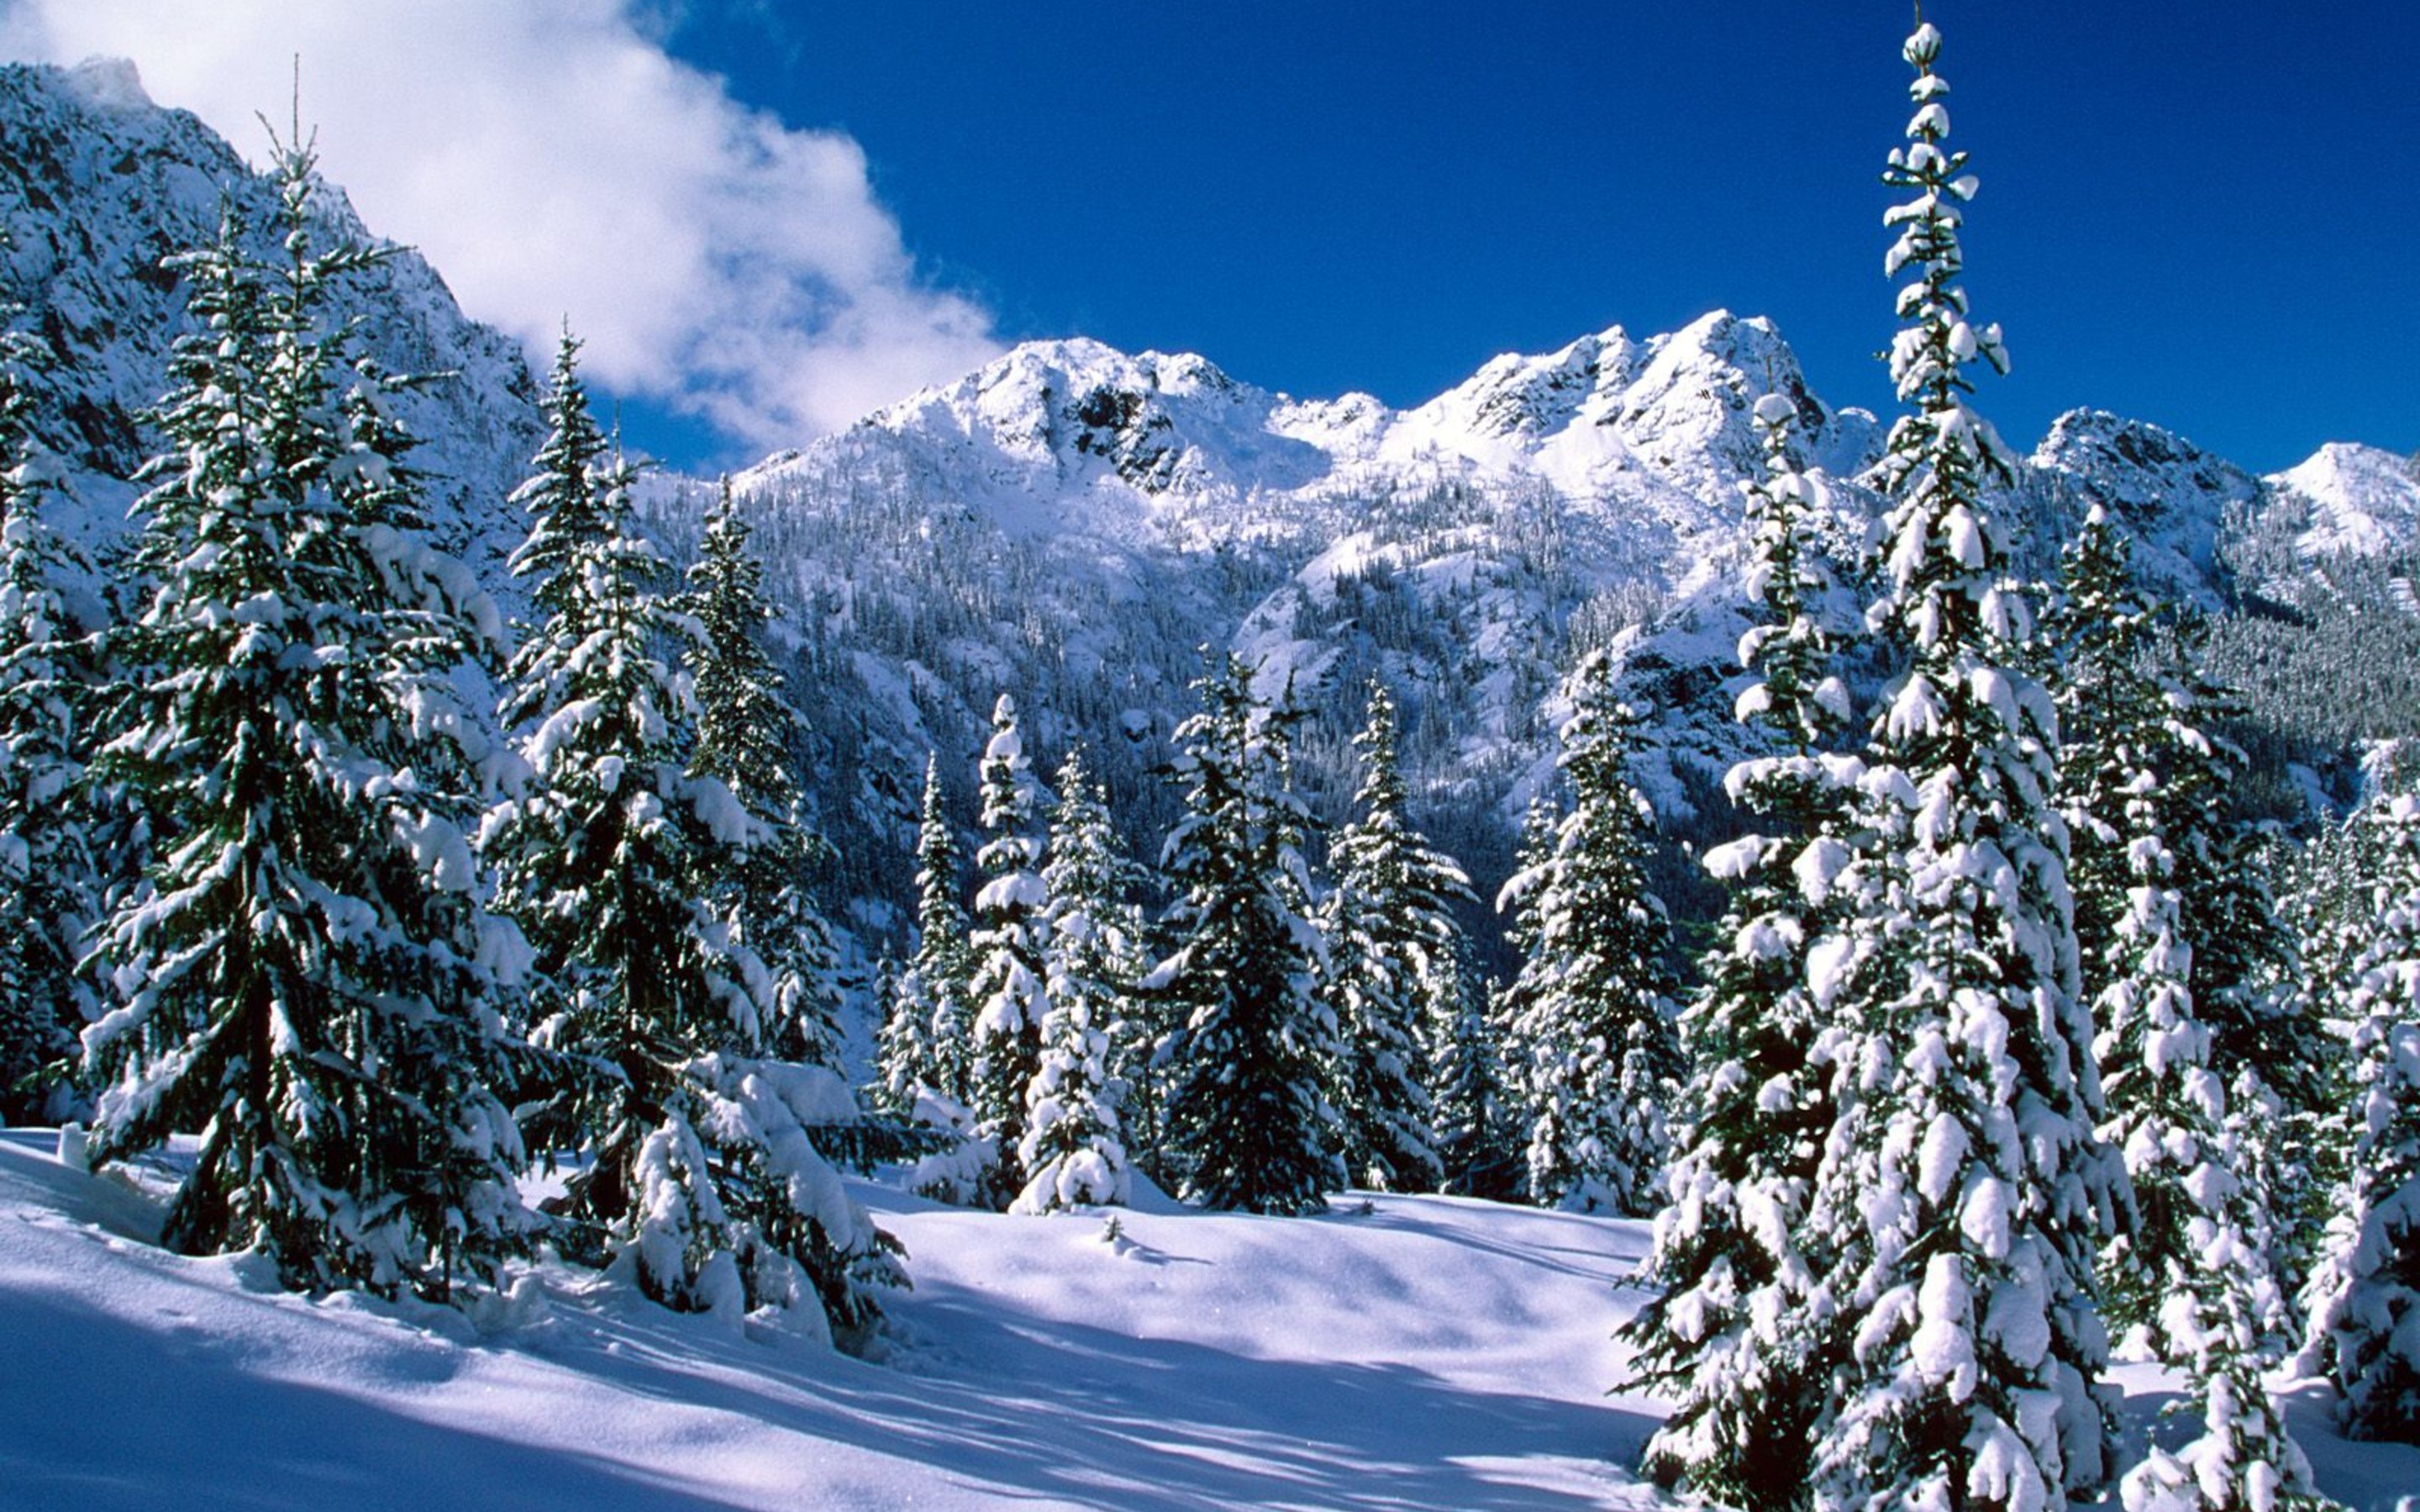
[483,341,897,1336]
[1428,944,1515,1200]
[879,754,976,1113]
[2042,513,2327,1509]
[1480,799,1559,1200]
[1799,21,2123,1508]
[2054,510,2324,1511]
[1628,392,1856,1509]
[1013,748,1139,1214]
[2050,508,2307,1346]
[2301,792,2420,1445]
[83,134,526,1298]
[683,477,840,1067]
[1319,680,1467,1194]
[1154,654,1341,1215]
[2102,774,2323,1511]
[0,234,99,1121]
[967,693,1050,1209]
[1496,653,1682,1216]
[2275,811,2381,1299]
[876,753,996,1206]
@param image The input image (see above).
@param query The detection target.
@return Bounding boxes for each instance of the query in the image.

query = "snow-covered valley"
[5,28,2420,1512]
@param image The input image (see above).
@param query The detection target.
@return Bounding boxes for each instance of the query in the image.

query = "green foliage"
[486,340,897,1330]
[1497,653,1682,1216]
[684,478,840,1067]
[1321,680,1468,1194]
[1156,654,1342,1215]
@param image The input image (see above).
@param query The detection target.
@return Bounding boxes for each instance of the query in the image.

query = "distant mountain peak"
[2269,440,2420,559]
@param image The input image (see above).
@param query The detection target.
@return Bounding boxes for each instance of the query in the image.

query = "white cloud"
[0,0,1001,451]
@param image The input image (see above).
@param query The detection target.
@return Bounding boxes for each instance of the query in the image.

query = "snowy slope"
[2269,442,2420,559]
[7,1130,2414,1511]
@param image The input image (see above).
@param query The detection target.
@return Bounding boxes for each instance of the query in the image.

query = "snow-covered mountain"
[6,54,2412,935]
[0,59,541,575]
[715,302,2414,920]
[2266,441,2420,560]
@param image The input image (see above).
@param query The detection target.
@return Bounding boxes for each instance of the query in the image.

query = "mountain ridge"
[7,55,2418,946]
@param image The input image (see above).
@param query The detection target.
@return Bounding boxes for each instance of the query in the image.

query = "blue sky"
[642,1,2416,475]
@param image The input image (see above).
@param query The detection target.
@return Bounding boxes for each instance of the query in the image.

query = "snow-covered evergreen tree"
[2049,515,2323,1508]
[1319,680,1466,1193]
[2301,792,2420,1445]
[483,339,897,1334]
[2275,811,2381,1298]
[2051,509,2303,1355]
[1801,21,2123,1507]
[2100,790,2325,1508]
[0,237,98,1121]
[1428,944,1515,1200]
[876,753,992,1201]
[1628,391,1855,1508]
[2096,602,2331,1325]
[83,134,525,1298]
[880,755,975,1109]
[684,477,839,1067]
[1154,654,1341,1215]
[1496,653,1681,1216]
[1013,748,1137,1214]
[968,692,1050,1208]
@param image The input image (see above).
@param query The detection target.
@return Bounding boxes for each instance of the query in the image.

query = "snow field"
[4,1131,2414,1510]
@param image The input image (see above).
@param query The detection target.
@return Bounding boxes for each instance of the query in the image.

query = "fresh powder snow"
[7,1131,2416,1509]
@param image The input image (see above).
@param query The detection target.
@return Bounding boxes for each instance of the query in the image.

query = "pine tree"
[0,235,99,1121]
[968,693,1050,1208]
[876,753,993,1201]
[1013,748,1138,1213]
[1496,653,1681,1216]
[2275,813,2378,1298]
[1801,21,2123,1507]
[83,134,525,1298]
[483,342,897,1334]
[2039,512,2326,1508]
[508,330,610,628]
[1155,654,1341,1215]
[2050,512,2294,1321]
[2301,793,2420,1445]
[880,755,976,1110]
[1628,392,1855,1508]
[683,477,839,1067]
[1320,680,1467,1194]
[2105,811,2325,1510]
[1428,946,1515,1200]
